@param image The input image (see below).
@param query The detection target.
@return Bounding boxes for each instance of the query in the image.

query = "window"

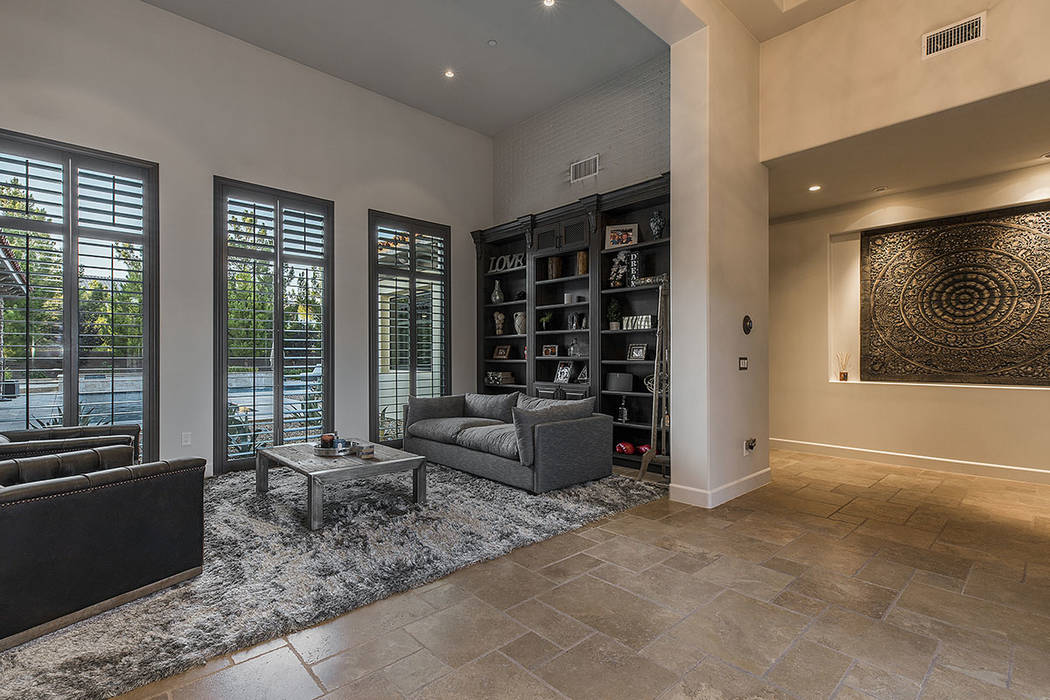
[0,130,158,459]
[214,178,332,473]
[369,211,450,444]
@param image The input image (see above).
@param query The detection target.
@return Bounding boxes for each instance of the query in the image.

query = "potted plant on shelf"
[607,299,623,331]
[539,311,553,331]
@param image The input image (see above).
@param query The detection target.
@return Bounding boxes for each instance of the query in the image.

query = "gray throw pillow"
[516,395,596,413]
[464,392,519,423]
[511,403,593,467]
[406,394,465,426]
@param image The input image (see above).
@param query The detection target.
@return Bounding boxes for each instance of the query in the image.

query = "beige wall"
[761,0,1050,160]
[771,163,1050,480]
[0,0,493,468]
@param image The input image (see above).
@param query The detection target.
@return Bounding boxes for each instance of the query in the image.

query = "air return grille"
[923,12,985,58]
[569,154,599,183]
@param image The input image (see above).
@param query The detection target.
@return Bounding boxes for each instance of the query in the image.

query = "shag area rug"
[0,464,664,699]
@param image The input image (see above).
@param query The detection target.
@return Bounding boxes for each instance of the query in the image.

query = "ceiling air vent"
[923,12,985,59]
[569,154,599,183]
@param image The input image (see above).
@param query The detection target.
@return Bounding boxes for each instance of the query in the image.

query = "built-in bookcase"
[473,174,670,473]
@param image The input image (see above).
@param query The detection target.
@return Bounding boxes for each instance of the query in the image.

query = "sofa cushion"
[517,395,596,413]
[464,392,519,422]
[456,423,520,461]
[407,417,501,444]
[407,394,465,426]
[512,403,595,467]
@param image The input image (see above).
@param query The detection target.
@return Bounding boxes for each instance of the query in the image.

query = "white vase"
[513,312,526,335]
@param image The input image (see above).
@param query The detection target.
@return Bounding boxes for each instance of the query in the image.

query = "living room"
[2,0,1050,698]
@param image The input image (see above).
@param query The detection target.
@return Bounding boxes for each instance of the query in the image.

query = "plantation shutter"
[216,180,332,472]
[370,214,450,444]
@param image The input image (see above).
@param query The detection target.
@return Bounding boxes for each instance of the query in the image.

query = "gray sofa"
[403,392,612,493]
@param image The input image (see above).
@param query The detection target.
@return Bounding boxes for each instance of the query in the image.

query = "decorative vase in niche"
[609,321,621,331]
[493,311,505,335]
[513,312,526,335]
[490,280,504,304]
[839,371,848,382]
[650,209,665,239]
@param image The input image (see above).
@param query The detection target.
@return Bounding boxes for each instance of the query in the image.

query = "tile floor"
[119,451,1050,699]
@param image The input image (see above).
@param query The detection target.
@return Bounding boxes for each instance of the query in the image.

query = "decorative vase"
[839,371,848,381]
[547,257,562,280]
[650,209,665,239]
[494,311,505,335]
[609,321,620,331]
[513,311,526,335]
[491,280,504,304]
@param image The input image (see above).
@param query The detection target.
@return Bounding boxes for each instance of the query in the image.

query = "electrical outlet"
[182,432,192,446]
[738,357,749,371]
[743,438,757,456]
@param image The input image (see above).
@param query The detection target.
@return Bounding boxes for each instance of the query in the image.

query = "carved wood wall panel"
[861,203,1050,385]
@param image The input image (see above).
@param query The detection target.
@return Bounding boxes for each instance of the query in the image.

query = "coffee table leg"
[307,476,324,530]
[413,461,426,505]
[255,452,269,494]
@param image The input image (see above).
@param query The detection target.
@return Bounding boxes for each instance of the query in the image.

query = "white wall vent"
[922,12,985,59]
[569,154,599,183]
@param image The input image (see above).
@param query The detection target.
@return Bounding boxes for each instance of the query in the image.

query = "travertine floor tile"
[508,532,596,570]
[841,663,919,700]
[537,633,677,700]
[692,554,795,601]
[919,666,1025,699]
[416,652,561,700]
[884,607,1010,687]
[775,533,872,576]
[319,672,403,699]
[668,590,808,675]
[539,574,683,650]
[789,567,898,618]
[1010,644,1050,699]
[772,590,827,617]
[505,599,591,648]
[380,648,449,694]
[443,557,554,609]
[963,568,1050,617]
[767,639,852,700]
[856,558,914,590]
[591,562,723,612]
[805,606,936,681]
[171,648,322,700]
[583,535,674,571]
[726,512,809,545]
[537,552,603,583]
[854,520,937,548]
[403,598,525,667]
[660,657,791,700]
[311,629,419,692]
[499,632,559,669]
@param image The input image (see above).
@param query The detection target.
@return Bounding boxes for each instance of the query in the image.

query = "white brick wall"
[493,52,670,222]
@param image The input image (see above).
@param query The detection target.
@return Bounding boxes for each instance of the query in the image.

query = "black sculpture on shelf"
[861,203,1050,386]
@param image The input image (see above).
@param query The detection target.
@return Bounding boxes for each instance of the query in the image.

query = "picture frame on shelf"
[542,344,559,356]
[627,344,648,361]
[553,361,575,384]
[605,223,637,249]
[492,345,512,359]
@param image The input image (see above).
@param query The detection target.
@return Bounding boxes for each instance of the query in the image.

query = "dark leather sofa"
[0,445,206,651]
[0,423,142,460]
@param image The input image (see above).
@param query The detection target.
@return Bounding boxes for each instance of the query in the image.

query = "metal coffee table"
[255,442,426,530]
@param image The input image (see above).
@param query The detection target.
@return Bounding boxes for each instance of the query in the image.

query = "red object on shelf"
[615,441,636,455]
[637,444,651,454]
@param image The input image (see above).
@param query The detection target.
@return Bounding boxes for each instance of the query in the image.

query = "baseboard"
[770,438,1050,486]
[0,566,202,653]
[670,467,771,509]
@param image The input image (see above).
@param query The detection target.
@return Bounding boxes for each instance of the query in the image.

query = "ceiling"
[721,0,856,41]
[766,81,1050,219]
[142,0,668,136]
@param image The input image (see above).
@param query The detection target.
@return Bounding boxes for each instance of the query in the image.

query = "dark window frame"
[368,210,451,445]
[0,128,159,460]
[213,177,334,473]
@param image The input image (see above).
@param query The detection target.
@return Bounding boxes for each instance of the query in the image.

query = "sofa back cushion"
[464,392,519,422]
[406,394,465,426]
[4,445,136,485]
[511,403,594,467]
[516,395,596,413]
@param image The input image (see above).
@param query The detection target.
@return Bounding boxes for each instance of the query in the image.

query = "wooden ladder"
[638,281,670,482]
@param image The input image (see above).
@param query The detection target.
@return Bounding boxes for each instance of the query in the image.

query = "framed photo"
[542,344,559,356]
[553,361,575,384]
[627,344,648,361]
[605,223,638,249]
[492,345,511,359]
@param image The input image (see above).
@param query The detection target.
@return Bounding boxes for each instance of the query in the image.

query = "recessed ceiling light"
[808,184,822,192]
[543,0,556,6]
[872,185,890,193]
[487,39,498,47]
[444,69,455,78]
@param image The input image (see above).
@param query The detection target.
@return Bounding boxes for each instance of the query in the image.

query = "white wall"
[0,0,493,468]
[493,52,669,222]
[761,0,1050,160]
[771,163,1050,481]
